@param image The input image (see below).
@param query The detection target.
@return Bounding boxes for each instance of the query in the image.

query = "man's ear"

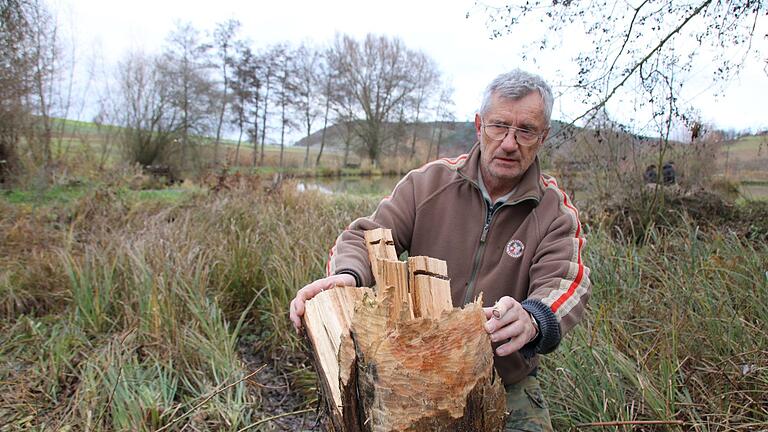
[474,114,482,140]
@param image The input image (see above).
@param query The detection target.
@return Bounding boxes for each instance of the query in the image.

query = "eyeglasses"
[481,121,547,147]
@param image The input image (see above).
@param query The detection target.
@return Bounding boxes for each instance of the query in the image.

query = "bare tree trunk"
[316,77,332,167]
[343,123,352,167]
[234,127,243,166]
[279,82,287,169]
[214,68,228,164]
[259,75,271,166]
[303,118,311,168]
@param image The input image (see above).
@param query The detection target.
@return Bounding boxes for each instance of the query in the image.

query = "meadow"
[1,170,766,431]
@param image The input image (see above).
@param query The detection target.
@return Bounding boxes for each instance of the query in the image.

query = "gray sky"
[56,0,767,134]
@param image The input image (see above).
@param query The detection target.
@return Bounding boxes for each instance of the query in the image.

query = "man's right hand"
[289,273,356,332]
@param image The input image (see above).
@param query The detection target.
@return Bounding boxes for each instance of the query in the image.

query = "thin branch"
[576,420,685,428]
[154,365,266,432]
[561,0,713,134]
[236,408,316,432]
[605,0,651,85]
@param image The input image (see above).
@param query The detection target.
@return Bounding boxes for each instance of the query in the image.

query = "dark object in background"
[662,162,676,185]
[143,164,179,185]
[643,164,658,184]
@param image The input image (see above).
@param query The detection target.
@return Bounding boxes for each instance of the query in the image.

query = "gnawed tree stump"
[303,228,506,431]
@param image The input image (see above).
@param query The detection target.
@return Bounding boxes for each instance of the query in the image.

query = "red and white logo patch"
[505,239,525,258]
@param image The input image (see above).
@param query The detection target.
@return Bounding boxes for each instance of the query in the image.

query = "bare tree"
[327,34,440,165]
[0,0,36,183]
[271,43,297,169]
[314,46,338,167]
[408,54,439,160]
[473,1,767,134]
[293,42,322,168]
[116,50,180,167]
[229,44,261,167]
[0,0,70,184]
[428,84,455,163]
[212,19,240,163]
[257,45,280,166]
[161,22,212,169]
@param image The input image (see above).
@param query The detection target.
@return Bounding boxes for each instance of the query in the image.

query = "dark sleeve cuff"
[335,269,361,287]
[520,299,562,358]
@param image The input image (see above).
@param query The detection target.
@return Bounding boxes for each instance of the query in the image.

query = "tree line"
[1,0,456,184]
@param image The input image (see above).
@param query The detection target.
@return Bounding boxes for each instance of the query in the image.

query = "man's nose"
[499,131,519,153]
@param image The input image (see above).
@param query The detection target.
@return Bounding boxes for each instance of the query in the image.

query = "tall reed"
[1,182,765,430]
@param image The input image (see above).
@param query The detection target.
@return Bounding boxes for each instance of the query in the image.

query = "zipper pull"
[480,202,494,243]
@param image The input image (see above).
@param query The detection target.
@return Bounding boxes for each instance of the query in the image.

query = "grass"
[542,225,767,430]
[0,178,376,430]
[1,172,767,430]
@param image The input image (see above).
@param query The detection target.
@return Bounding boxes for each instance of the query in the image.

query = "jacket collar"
[458,141,544,204]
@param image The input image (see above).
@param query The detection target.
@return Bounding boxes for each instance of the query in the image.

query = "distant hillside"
[294,120,477,159]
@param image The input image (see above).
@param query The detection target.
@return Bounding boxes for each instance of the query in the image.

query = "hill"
[294,120,478,159]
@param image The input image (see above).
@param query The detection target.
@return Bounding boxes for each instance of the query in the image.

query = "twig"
[549,0,714,146]
[576,420,685,428]
[236,408,316,432]
[154,365,266,432]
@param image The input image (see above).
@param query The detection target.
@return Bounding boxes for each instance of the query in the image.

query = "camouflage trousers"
[504,375,553,432]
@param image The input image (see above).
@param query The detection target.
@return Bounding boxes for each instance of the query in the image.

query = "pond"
[296,176,401,197]
[296,176,768,203]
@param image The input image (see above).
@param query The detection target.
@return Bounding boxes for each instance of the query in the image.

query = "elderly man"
[290,69,591,431]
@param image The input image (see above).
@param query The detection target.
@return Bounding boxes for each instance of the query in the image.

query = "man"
[290,69,591,431]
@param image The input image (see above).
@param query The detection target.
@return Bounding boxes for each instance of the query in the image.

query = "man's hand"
[289,273,356,332]
[483,296,537,356]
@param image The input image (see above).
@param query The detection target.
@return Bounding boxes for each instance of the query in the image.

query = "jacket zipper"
[462,200,497,305]
[455,165,540,306]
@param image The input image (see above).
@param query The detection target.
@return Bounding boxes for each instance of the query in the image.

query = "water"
[296,176,401,197]
[297,176,768,202]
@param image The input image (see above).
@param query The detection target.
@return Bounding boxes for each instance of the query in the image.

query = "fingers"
[290,284,313,332]
[484,296,521,333]
[495,334,528,356]
[484,296,533,357]
[289,291,307,331]
[289,274,356,333]
[490,296,513,320]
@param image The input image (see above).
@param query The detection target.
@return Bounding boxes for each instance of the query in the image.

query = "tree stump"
[303,228,506,431]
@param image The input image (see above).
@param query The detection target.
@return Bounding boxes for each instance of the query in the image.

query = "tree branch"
[553,0,713,140]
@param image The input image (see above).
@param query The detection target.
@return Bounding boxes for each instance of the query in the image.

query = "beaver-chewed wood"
[302,229,506,431]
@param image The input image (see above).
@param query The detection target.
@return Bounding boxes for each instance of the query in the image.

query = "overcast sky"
[54,0,767,134]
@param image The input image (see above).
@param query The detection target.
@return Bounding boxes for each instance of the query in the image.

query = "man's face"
[474,92,549,188]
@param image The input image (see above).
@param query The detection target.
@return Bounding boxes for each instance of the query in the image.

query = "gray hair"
[479,69,554,125]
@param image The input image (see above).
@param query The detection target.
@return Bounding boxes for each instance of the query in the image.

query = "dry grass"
[1,173,766,430]
[0,178,375,430]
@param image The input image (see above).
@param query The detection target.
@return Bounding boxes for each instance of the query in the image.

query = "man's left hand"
[483,296,537,356]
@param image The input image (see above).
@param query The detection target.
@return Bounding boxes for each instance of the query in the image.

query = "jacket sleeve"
[521,191,591,356]
[326,174,417,287]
